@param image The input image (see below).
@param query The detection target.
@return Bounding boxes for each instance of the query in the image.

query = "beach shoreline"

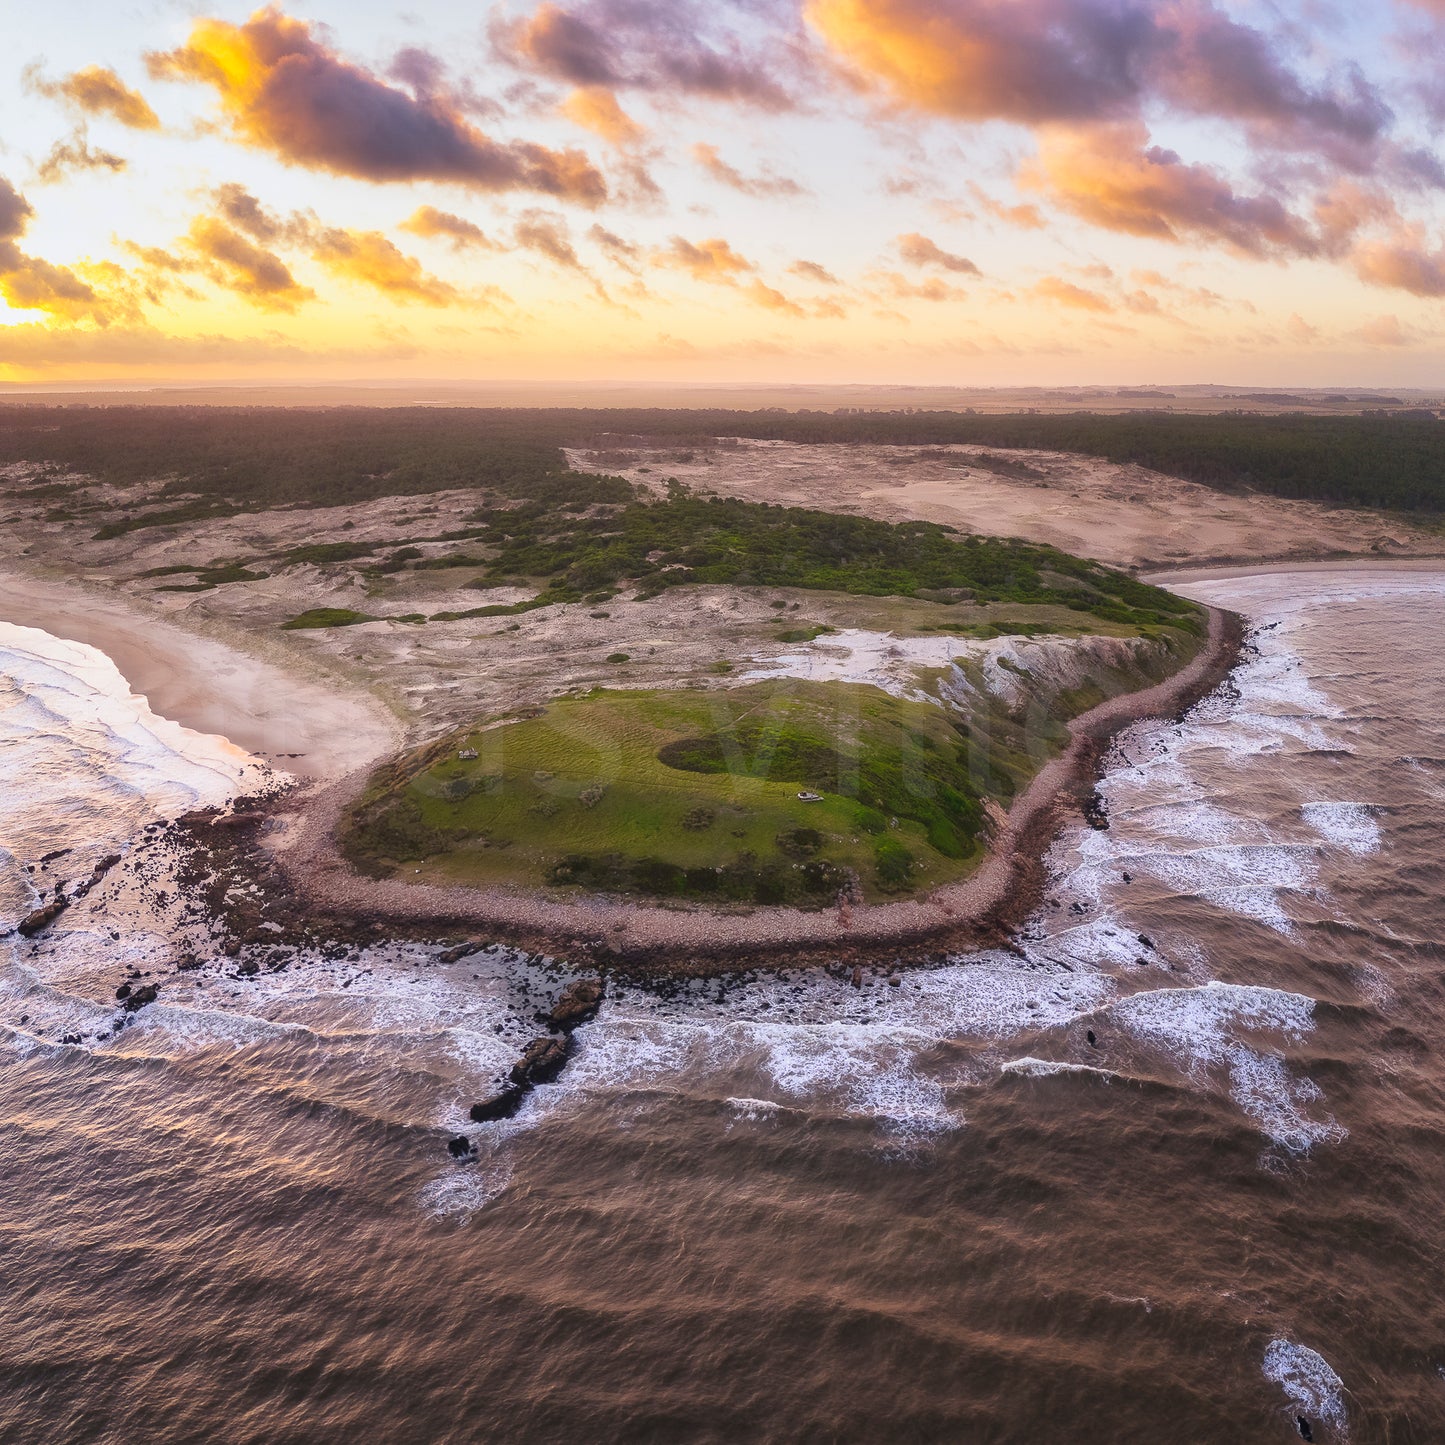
[0,562,1241,970]
[0,567,400,781]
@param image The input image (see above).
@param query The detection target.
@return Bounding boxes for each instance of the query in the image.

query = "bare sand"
[571,439,1445,573]
[0,568,399,781]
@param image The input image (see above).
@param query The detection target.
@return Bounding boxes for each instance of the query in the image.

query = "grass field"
[343,680,1064,904]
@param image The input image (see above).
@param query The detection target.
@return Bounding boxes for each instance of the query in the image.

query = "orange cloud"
[35,129,127,184]
[691,143,804,197]
[514,213,584,270]
[0,176,110,322]
[896,233,978,274]
[147,8,606,204]
[790,259,840,285]
[653,235,753,282]
[1032,275,1113,312]
[184,215,313,311]
[1022,124,1318,257]
[28,65,161,130]
[1352,235,1445,297]
[311,228,459,304]
[401,206,499,250]
[745,278,807,317]
[561,86,646,146]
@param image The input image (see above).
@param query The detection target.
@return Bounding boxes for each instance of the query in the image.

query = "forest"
[1,402,1441,516]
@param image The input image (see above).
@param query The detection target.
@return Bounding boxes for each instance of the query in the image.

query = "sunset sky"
[3,0,1445,386]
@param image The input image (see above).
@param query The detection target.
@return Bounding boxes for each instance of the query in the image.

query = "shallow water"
[3,571,1445,1443]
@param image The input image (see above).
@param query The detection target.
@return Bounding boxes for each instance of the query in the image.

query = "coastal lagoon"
[3,569,1444,1441]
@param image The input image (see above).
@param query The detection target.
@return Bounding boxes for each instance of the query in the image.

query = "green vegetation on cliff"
[343,613,1197,905]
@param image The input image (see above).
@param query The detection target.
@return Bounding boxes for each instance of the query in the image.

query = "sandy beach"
[0,568,399,781]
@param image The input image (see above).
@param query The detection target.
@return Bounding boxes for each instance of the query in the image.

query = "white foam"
[1263,1339,1348,1436]
[1301,802,1381,857]
[1112,983,1342,1152]
[1000,1056,1115,1080]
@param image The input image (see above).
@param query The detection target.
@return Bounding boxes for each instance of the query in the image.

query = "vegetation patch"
[281,608,378,630]
[340,679,1104,904]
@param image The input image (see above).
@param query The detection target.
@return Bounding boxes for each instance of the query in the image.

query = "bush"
[874,836,915,891]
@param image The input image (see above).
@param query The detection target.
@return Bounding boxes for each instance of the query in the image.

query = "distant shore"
[268,606,1244,971]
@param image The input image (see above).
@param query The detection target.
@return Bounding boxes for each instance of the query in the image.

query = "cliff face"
[936,629,1198,718]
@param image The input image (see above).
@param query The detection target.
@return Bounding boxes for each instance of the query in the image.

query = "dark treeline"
[2,403,1442,513]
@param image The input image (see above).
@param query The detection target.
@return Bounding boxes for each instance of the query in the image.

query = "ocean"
[2,570,1444,1443]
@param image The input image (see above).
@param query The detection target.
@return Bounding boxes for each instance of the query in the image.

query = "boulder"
[18,897,69,938]
[122,983,158,1012]
[469,1085,529,1123]
[439,941,482,965]
[446,1135,475,1160]
[509,1035,572,1087]
[114,983,132,1001]
[548,977,604,1031]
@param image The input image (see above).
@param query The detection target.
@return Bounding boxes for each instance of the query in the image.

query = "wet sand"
[0,568,399,781]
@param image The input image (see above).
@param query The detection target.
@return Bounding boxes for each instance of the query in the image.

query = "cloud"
[1352,313,1418,347]
[588,223,642,270]
[896,233,979,274]
[147,8,606,204]
[790,258,840,284]
[401,206,499,250]
[183,216,314,311]
[873,270,967,302]
[653,234,754,281]
[1353,233,1445,296]
[1032,275,1113,311]
[1022,123,1320,257]
[210,182,299,245]
[561,85,647,145]
[966,183,1046,230]
[0,176,110,322]
[26,64,160,130]
[34,128,127,184]
[491,1,797,110]
[806,0,1389,162]
[513,211,583,269]
[310,227,459,304]
[691,143,804,197]
[745,278,807,316]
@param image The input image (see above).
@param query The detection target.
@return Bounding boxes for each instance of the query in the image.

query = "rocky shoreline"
[241,604,1245,975]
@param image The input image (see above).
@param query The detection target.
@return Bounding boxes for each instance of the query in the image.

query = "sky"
[1,0,1444,387]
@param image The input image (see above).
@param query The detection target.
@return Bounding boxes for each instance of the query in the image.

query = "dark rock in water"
[237,959,260,977]
[1082,791,1110,831]
[1122,871,1132,883]
[510,1035,572,1087]
[1086,1029,1097,1047]
[470,1085,529,1123]
[39,848,72,866]
[18,897,69,937]
[439,941,482,964]
[122,983,158,1013]
[446,1135,475,1160]
[212,812,266,830]
[1297,1417,1314,1442]
[176,954,203,971]
[549,977,604,1031]
[62,1033,81,1045]
[1137,934,1154,948]
[115,983,132,1001]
